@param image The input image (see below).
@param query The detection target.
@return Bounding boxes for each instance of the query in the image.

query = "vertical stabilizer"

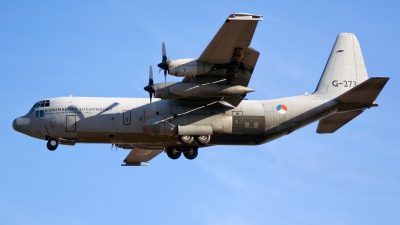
[314,33,368,97]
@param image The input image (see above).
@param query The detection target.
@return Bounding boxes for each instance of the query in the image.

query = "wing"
[121,144,164,166]
[153,13,263,107]
[197,13,262,92]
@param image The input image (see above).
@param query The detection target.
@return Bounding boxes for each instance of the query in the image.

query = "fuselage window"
[36,110,45,118]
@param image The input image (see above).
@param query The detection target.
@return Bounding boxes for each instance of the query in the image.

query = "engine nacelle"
[143,115,176,136]
[152,82,181,100]
[168,59,213,77]
[170,83,254,97]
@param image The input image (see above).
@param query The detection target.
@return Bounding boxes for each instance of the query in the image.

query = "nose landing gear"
[46,138,59,151]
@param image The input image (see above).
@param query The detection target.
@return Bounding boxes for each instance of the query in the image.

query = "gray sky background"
[1,1,399,224]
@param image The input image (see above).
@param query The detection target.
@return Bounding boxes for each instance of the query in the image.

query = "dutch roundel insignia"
[276,104,288,114]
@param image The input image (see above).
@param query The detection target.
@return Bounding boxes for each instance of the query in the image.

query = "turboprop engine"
[157,42,214,77]
[170,83,254,97]
[167,58,213,77]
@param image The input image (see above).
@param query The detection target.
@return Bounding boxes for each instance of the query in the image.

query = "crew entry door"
[66,115,76,132]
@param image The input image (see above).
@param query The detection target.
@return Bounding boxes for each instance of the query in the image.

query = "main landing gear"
[46,138,59,151]
[167,147,198,160]
[178,135,211,145]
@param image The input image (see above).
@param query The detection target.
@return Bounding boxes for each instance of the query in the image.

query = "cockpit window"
[30,102,39,112]
[30,100,51,115]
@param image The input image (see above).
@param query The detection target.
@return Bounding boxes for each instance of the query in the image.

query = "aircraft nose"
[13,117,31,134]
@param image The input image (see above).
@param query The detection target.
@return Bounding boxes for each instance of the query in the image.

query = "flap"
[317,111,363,133]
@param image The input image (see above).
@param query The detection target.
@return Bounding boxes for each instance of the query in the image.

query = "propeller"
[157,42,169,89]
[143,65,155,103]
[110,143,118,155]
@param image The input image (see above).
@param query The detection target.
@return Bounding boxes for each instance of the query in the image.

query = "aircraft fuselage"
[13,95,338,147]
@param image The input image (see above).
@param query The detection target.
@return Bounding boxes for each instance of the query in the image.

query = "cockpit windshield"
[30,100,50,113]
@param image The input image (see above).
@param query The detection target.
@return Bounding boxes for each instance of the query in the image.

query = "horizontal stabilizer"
[336,77,389,104]
[317,110,363,133]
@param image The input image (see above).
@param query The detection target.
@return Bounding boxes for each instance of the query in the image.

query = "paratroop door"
[123,110,131,125]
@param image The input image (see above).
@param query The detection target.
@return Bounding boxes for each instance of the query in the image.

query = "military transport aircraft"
[13,13,389,166]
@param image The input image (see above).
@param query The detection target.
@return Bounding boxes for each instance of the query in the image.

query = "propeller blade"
[156,42,169,97]
[149,91,153,103]
[144,65,155,103]
[162,42,167,62]
[157,42,169,73]
[164,72,166,97]
[149,65,153,85]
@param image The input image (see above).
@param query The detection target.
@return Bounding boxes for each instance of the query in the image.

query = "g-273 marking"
[332,80,357,87]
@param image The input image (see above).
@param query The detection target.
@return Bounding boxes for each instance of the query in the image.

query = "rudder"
[314,33,368,97]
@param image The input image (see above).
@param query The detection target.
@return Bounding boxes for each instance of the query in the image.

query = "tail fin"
[314,33,369,97]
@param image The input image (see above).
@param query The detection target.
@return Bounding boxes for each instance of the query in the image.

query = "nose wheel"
[47,138,59,151]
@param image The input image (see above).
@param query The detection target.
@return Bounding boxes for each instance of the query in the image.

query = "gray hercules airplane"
[13,13,389,166]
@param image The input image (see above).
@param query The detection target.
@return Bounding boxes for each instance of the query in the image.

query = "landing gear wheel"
[47,138,58,151]
[195,135,211,145]
[183,148,198,160]
[167,147,181,160]
[178,135,194,145]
